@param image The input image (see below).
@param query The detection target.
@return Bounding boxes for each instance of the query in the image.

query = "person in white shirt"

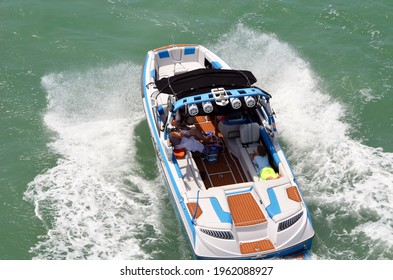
[169,118,210,153]
[250,145,280,180]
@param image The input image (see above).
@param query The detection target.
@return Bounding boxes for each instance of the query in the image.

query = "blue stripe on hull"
[266,188,282,218]
[210,198,232,224]
[143,54,197,249]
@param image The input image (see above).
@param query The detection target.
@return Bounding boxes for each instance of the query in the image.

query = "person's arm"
[250,151,257,161]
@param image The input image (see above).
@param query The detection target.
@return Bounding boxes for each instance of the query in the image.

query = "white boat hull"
[141,44,314,259]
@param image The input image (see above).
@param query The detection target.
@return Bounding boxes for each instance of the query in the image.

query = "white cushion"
[235,138,259,181]
[239,123,260,144]
[218,120,242,139]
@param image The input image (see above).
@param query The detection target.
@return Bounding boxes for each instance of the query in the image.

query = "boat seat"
[156,46,205,79]
[239,122,260,145]
[174,62,204,75]
[254,181,302,223]
[218,118,247,139]
[235,123,261,181]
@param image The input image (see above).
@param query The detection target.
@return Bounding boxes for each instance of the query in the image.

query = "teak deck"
[240,239,275,254]
[227,193,267,227]
[193,116,247,188]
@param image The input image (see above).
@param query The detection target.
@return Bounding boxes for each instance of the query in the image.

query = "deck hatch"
[227,193,266,227]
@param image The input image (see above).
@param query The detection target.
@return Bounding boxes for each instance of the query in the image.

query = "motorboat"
[141,44,314,259]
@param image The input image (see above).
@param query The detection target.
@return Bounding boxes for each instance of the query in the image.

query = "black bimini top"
[155,68,257,99]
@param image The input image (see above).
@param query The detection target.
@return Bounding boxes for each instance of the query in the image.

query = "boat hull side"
[142,52,198,253]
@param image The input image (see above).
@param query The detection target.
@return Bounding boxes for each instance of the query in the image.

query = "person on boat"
[175,109,196,128]
[169,130,204,153]
[251,145,280,180]
[169,118,210,153]
[171,118,211,142]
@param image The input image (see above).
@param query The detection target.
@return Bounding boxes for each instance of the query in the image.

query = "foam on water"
[213,25,393,259]
[24,63,168,259]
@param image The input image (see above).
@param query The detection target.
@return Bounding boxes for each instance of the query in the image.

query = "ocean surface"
[1,0,392,260]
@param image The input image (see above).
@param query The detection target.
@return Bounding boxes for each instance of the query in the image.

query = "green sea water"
[1,0,392,260]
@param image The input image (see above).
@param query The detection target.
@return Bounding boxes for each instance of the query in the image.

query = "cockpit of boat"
[151,84,281,190]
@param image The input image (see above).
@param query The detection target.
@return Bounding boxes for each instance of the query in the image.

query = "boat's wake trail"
[24,63,168,259]
[212,24,393,259]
